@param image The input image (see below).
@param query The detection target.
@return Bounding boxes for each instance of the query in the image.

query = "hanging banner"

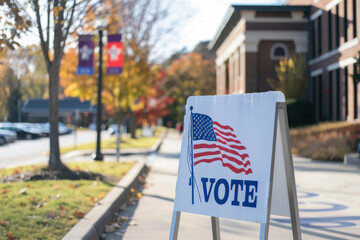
[76,35,94,75]
[107,34,123,75]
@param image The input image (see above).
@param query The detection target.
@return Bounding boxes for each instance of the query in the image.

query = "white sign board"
[173,92,289,224]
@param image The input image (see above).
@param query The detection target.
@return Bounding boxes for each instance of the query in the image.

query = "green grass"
[60,126,167,155]
[0,161,135,240]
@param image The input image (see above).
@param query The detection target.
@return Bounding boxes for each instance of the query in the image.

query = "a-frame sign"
[170,92,301,240]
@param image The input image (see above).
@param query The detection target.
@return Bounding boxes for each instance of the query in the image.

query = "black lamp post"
[92,28,104,161]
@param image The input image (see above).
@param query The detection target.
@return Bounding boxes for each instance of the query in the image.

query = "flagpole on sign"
[190,106,194,205]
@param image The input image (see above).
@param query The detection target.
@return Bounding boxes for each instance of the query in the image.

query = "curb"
[62,161,148,240]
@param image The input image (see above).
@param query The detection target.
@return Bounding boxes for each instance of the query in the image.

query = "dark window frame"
[318,16,322,56]
[336,5,340,48]
[328,10,333,51]
[353,0,357,39]
[344,0,348,42]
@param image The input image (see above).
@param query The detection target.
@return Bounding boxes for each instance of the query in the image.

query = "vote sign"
[173,92,286,223]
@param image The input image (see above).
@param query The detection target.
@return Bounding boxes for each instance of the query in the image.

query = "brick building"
[209,0,360,122]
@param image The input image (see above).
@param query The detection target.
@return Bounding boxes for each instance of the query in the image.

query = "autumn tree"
[165,51,216,123]
[0,55,21,121]
[26,0,93,170]
[60,0,172,138]
[0,0,31,50]
[267,53,307,99]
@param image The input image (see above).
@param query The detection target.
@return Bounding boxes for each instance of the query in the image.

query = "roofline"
[208,4,310,51]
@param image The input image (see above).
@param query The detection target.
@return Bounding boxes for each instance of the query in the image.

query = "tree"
[267,53,307,99]
[60,0,171,138]
[0,0,31,50]
[165,52,216,123]
[0,58,20,121]
[27,0,93,170]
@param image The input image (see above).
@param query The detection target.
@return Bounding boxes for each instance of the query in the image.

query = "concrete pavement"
[105,130,360,240]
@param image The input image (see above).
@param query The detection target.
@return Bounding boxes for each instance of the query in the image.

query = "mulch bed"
[0,170,118,183]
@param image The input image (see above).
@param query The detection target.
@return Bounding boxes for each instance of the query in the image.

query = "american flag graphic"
[192,113,253,175]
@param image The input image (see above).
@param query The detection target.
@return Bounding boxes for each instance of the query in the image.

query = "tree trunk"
[130,110,137,139]
[48,63,64,170]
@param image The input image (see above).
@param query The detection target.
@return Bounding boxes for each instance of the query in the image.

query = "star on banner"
[108,44,122,61]
[80,45,93,60]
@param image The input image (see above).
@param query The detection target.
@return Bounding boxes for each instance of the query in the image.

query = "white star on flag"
[109,44,122,61]
[80,45,92,60]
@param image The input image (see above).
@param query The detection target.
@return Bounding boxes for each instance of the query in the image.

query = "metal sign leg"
[211,216,221,240]
[169,211,181,240]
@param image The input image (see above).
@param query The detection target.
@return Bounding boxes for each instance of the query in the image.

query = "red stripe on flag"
[213,121,234,132]
[214,128,237,138]
[215,133,241,144]
[194,158,253,175]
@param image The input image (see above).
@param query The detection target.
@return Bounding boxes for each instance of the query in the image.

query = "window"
[270,43,289,60]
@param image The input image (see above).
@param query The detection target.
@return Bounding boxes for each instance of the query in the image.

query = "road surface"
[0,130,111,168]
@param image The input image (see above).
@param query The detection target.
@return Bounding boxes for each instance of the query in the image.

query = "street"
[0,130,111,168]
[109,130,360,240]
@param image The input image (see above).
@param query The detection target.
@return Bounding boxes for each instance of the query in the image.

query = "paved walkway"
[107,130,360,240]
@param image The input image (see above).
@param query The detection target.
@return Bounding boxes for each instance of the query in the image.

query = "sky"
[157,0,286,60]
[18,0,286,62]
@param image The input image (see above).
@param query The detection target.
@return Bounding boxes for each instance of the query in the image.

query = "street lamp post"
[92,28,105,161]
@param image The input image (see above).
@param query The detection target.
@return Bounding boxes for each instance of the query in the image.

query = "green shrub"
[286,98,316,128]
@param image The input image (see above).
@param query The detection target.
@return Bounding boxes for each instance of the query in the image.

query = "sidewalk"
[106,130,360,240]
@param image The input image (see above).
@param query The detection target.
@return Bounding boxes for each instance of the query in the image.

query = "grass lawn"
[60,126,167,155]
[0,161,135,240]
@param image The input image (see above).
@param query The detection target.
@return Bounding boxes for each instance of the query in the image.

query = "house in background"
[209,0,360,122]
[22,97,96,126]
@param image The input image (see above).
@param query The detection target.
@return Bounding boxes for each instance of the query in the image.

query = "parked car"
[0,132,9,145]
[42,122,73,135]
[0,123,42,140]
[0,129,17,143]
[108,124,119,135]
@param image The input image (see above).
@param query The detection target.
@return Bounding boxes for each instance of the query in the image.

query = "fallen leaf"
[1,219,6,227]
[43,197,48,202]
[59,205,66,211]
[119,216,129,222]
[20,202,26,208]
[138,176,145,184]
[59,210,66,218]
[137,192,142,198]
[19,188,27,195]
[75,165,80,170]
[89,197,95,203]
[97,193,105,200]
[12,169,20,175]
[2,189,9,194]
[130,188,135,193]
[27,184,31,188]
[73,211,85,219]
[7,232,16,240]
[68,184,75,189]
[53,184,61,190]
